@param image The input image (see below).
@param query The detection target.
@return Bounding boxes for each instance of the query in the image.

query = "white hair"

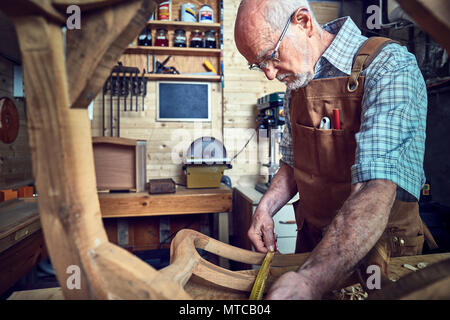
[264,0,321,34]
[240,0,322,37]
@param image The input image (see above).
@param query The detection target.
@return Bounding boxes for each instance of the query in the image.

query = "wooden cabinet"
[121,0,222,82]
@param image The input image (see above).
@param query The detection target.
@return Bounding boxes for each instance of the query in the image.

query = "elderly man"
[234,0,429,299]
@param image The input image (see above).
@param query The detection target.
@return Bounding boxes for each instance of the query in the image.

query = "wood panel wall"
[222,0,285,188]
[0,56,33,190]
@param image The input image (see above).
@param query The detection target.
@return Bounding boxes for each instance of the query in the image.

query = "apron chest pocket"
[293,122,356,182]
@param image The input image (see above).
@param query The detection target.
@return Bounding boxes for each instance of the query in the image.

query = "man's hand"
[247,163,298,253]
[248,207,275,253]
[265,271,322,300]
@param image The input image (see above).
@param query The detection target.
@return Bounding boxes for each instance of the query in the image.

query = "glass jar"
[155,28,169,47]
[174,29,187,47]
[204,30,216,48]
[190,29,203,48]
[137,26,152,46]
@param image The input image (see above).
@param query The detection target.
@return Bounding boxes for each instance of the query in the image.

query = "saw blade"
[249,250,274,300]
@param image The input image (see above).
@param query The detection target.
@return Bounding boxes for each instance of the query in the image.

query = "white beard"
[277,72,313,90]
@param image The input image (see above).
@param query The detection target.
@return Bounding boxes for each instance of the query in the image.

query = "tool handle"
[333,109,341,130]
[204,60,218,74]
[272,230,278,252]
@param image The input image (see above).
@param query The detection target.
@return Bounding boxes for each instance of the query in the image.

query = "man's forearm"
[297,179,396,296]
[258,162,298,216]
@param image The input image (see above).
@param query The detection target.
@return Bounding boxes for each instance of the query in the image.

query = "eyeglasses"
[248,12,295,72]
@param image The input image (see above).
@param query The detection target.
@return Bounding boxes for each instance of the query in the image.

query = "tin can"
[158,1,171,21]
[181,3,196,22]
[198,4,214,23]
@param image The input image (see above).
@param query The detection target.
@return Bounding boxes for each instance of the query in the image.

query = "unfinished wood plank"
[17,186,34,198]
[0,190,18,202]
[372,253,450,300]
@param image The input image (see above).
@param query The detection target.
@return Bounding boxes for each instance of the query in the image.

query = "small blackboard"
[157,81,211,121]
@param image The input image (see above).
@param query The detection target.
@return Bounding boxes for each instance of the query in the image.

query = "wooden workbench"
[100,185,232,258]
[98,185,232,218]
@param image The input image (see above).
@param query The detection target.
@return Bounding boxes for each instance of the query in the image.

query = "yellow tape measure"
[249,250,275,300]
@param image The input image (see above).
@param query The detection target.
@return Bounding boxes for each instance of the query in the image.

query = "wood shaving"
[333,284,368,300]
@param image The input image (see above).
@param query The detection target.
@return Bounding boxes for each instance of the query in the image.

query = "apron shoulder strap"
[347,37,400,92]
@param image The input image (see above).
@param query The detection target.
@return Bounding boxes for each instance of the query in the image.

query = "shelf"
[125,46,221,56]
[148,20,221,30]
[145,73,221,82]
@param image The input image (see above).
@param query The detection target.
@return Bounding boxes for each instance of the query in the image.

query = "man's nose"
[263,66,277,80]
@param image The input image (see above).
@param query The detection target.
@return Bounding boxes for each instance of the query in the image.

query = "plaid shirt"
[280,17,427,201]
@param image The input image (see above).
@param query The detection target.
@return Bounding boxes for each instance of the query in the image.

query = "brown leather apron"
[289,37,434,283]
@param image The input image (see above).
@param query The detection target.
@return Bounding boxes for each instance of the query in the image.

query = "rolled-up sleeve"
[351,46,427,201]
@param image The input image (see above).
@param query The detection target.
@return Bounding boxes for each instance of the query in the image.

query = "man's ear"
[292,7,314,37]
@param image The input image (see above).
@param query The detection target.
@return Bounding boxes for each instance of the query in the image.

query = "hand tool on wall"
[101,63,147,136]
[203,60,217,74]
[140,69,147,111]
[156,56,180,74]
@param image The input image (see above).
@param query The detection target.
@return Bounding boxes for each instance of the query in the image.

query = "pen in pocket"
[333,109,341,130]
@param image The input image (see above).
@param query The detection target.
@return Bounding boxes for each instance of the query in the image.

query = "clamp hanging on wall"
[102,62,148,137]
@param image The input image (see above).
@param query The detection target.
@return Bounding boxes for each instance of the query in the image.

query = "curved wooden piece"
[90,242,191,299]
[162,229,362,297]
[370,258,450,300]
[161,229,311,292]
